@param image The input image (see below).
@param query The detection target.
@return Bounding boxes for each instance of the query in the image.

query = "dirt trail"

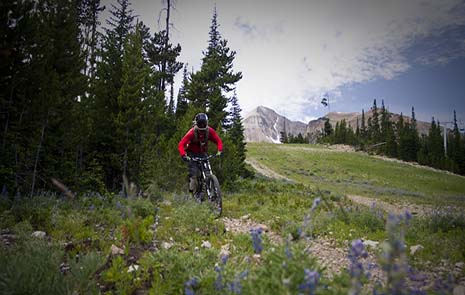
[247,155,439,217]
[245,159,294,182]
[346,194,436,217]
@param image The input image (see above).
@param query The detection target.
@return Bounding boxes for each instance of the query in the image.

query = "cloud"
[233,16,284,41]
[222,0,465,120]
[114,0,465,121]
[411,25,465,66]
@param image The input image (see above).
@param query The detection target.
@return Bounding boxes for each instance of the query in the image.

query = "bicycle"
[190,154,222,217]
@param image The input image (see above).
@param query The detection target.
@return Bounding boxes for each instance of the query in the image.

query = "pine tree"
[385,120,397,157]
[117,24,150,189]
[175,65,189,120]
[324,118,333,137]
[186,8,242,130]
[77,0,105,80]
[280,131,288,144]
[397,113,411,161]
[367,117,373,142]
[380,100,388,141]
[407,107,420,162]
[371,99,380,142]
[334,120,348,144]
[90,0,135,190]
[226,92,247,177]
[0,0,87,194]
[461,129,465,175]
[427,118,445,169]
[360,109,367,140]
[448,110,464,174]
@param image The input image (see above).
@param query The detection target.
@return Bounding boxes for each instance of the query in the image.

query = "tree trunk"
[2,73,16,149]
[160,0,171,92]
[31,112,49,197]
[122,125,129,196]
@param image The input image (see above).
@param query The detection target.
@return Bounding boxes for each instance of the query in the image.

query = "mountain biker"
[178,113,223,193]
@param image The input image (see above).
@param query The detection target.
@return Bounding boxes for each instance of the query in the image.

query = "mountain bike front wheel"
[206,174,222,217]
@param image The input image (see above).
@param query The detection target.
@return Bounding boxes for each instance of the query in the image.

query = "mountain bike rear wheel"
[206,174,222,217]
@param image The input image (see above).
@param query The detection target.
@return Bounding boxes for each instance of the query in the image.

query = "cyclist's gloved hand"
[216,151,223,158]
[182,155,191,162]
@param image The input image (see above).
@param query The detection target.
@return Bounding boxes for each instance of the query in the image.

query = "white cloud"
[103,0,465,121]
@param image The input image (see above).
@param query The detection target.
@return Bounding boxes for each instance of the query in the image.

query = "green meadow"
[1,143,464,294]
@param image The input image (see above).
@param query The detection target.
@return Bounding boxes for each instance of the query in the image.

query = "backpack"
[193,125,209,147]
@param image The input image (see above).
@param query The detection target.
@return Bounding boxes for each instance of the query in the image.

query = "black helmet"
[195,113,208,130]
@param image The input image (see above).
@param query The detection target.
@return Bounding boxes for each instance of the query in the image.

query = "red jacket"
[178,126,223,157]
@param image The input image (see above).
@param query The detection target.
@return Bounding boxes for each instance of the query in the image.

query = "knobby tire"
[207,174,222,217]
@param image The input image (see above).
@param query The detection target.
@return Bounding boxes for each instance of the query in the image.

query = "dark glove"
[182,155,191,162]
[216,151,223,158]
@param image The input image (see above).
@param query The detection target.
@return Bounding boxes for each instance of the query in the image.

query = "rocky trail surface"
[222,213,465,294]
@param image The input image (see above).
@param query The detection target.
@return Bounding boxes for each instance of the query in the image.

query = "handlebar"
[190,154,217,162]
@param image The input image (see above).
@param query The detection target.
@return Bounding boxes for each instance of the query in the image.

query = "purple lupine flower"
[184,278,199,295]
[299,269,319,295]
[348,239,368,295]
[432,275,455,294]
[350,239,367,258]
[221,254,229,265]
[404,210,412,220]
[214,265,225,291]
[285,239,293,258]
[311,197,321,212]
[381,213,410,294]
[250,227,263,254]
[228,270,248,294]
[404,210,412,225]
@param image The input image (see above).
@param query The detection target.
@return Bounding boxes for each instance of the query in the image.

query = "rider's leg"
[187,154,200,194]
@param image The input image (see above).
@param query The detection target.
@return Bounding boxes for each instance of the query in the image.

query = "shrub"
[0,237,103,294]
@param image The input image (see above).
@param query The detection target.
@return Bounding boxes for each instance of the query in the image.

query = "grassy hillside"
[247,143,465,206]
[1,143,465,294]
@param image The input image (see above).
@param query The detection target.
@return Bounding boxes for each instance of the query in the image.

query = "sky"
[101,0,465,125]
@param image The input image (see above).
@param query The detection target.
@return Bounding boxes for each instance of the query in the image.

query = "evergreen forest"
[0,0,248,196]
[317,100,465,176]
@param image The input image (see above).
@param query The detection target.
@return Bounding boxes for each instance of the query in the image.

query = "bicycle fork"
[200,161,213,199]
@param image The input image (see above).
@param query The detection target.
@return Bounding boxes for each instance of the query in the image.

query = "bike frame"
[191,155,216,199]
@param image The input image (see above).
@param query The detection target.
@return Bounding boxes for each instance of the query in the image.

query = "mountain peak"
[244,106,433,144]
[244,106,307,143]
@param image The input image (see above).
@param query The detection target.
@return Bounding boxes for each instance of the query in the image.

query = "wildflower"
[433,275,455,294]
[250,227,263,254]
[214,265,225,291]
[285,239,293,258]
[404,210,413,226]
[301,197,320,239]
[184,277,199,295]
[89,204,95,211]
[229,270,248,294]
[349,239,368,259]
[311,197,321,212]
[348,239,368,295]
[404,210,412,221]
[380,213,409,294]
[221,254,229,265]
[299,269,319,295]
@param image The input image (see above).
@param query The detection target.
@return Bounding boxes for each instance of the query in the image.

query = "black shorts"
[187,152,206,178]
